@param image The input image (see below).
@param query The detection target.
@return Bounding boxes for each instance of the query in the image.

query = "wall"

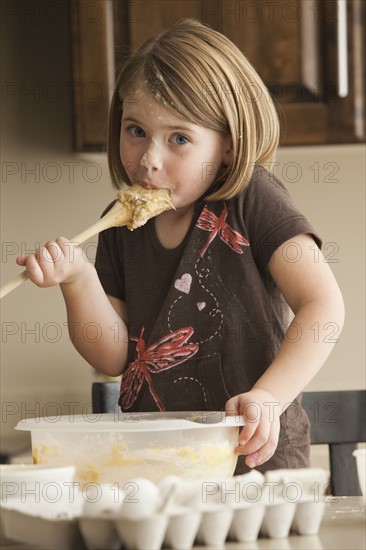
[1,4,365,448]
[275,143,365,391]
[0,2,100,443]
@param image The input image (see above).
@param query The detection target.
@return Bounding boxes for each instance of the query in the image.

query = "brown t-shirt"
[95,165,322,473]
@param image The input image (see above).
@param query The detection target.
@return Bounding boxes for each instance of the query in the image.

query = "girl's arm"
[17,237,128,377]
[60,273,128,377]
[226,233,345,468]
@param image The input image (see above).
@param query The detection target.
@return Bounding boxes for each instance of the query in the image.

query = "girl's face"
[120,87,232,210]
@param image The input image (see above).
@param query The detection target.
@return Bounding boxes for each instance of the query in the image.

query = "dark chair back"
[91,383,366,495]
[302,390,365,496]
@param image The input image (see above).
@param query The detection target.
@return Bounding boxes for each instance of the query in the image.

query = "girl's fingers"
[16,255,27,266]
[236,420,270,455]
[30,242,61,285]
[15,237,77,288]
[236,418,280,467]
[225,396,239,416]
[226,397,259,443]
[244,431,279,468]
[236,400,263,446]
[24,254,45,286]
[237,420,259,447]
[56,237,78,264]
[44,241,63,263]
[35,244,53,267]
[55,236,71,253]
[227,391,281,467]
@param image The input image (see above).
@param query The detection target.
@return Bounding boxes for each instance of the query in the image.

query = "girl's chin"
[173,204,197,219]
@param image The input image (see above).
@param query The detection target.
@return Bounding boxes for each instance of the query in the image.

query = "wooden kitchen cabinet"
[71,0,365,150]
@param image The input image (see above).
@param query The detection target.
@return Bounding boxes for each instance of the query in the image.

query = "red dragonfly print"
[196,204,249,257]
[120,326,199,411]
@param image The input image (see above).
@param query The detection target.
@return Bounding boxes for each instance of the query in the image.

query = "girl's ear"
[223,136,233,167]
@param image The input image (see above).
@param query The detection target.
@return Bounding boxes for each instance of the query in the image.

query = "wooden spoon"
[0,185,174,299]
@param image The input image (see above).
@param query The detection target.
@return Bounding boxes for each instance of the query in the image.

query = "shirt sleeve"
[242,166,322,273]
[94,202,126,301]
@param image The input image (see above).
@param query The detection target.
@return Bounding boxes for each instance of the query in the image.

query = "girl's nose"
[141,140,163,171]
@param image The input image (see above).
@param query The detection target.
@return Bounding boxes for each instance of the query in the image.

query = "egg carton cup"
[115,514,169,550]
[259,468,329,539]
[264,467,330,500]
[0,464,77,503]
[79,517,121,550]
[0,497,85,550]
[112,475,180,550]
[161,469,265,509]
[195,505,234,548]
[79,482,125,550]
[164,506,202,550]
[0,464,77,547]
[260,498,297,539]
[1,467,329,550]
[228,504,266,543]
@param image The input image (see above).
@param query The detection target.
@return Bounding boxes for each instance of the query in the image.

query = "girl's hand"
[225,388,281,469]
[16,236,91,288]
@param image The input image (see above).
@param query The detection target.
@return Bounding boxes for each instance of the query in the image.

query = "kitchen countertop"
[1,496,365,550]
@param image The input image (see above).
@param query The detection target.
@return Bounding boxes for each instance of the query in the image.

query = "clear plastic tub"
[16,412,244,486]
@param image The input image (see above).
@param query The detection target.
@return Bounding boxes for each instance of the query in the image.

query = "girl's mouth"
[139,180,159,190]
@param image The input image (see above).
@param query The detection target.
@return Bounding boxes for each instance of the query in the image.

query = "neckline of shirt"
[147,201,205,255]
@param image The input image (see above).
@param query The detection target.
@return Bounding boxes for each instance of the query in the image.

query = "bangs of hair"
[108,19,279,200]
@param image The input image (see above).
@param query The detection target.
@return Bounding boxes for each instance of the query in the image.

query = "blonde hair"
[108,19,279,201]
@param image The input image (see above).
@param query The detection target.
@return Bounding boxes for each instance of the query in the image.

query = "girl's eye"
[129,126,146,138]
[171,134,189,145]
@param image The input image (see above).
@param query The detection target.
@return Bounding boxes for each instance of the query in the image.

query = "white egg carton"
[1,468,329,550]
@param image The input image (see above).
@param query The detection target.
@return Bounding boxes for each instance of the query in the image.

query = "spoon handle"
[0,186,173,300]
[0,201,130,300]
[0,270,29,299]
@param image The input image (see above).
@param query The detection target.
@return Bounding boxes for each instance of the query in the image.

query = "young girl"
[17,19,345,474]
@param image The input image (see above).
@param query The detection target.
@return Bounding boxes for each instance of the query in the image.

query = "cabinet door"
[70,0,117,151]
[71,0,365,149]
[212,0,364,144]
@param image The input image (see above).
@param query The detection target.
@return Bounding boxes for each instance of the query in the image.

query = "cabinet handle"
[337,0,349,97]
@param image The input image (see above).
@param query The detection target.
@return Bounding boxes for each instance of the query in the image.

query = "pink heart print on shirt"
[197,302,206,311]
[174,273,192,294]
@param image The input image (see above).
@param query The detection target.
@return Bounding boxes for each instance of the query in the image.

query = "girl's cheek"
[120,147,137,177]
[123,161,138,180]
